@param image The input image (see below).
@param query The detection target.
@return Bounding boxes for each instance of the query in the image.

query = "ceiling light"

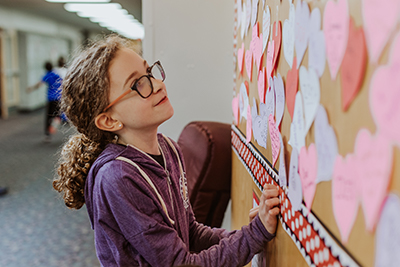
[46,0,110,3]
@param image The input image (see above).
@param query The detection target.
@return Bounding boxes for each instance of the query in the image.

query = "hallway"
[0,109,100,266]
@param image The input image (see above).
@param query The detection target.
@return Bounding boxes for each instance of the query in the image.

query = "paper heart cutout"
[298,143,318,211]
[286,57,299,121]
[288,147,302,211]
[375,194,400,267]
[246,105,252,143]
[254,103,269,148]
[278,133,287,187]
[370,32,400,146]
[232,95,239,125]
[245,50,253,81]
[323,0,349,80]
[299,66,320,135]
[240,2,247,39]
[265,85,275,120]
[274,73,285,128]
[269,114,281,167]
[239,82,249,121]
[288,91,306,153]
[295,0,310,68]
[283,3,295,68]
[258,68,266,103]
[250,23,264,71]
[245,0,252,36]
[314,105,338,183]
[341,18,367,111]
[266,41,275,86]
[332,154,359,244]
[251,0,259,27]
[354,129,393,232]
[272,21,282,71]
[262,6,271,53]
[362,0,400,63]
[238,43,245,75]
[308,8,326,78]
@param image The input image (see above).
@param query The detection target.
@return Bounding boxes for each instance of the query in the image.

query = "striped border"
[231,125,360,267]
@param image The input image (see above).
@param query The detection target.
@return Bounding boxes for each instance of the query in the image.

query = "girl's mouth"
[156,96,168,106]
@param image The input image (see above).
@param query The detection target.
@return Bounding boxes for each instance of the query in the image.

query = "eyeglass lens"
[135,63,165,98]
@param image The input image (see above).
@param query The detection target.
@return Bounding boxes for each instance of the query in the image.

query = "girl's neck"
[117,129,160,155]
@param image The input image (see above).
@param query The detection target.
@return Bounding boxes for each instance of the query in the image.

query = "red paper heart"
[341,18,367,111]
[286,57,299,120]
[272,21,282,71]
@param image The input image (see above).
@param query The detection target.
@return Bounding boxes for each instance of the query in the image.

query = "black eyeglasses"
[103,61,166,111]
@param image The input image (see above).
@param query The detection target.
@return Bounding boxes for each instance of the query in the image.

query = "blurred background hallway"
[0,108,100,267]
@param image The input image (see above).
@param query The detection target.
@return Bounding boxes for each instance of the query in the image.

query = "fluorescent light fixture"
[64,3,144,39]
[47,0,110,2]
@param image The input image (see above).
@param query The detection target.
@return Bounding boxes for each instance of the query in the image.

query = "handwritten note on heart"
[272,21,282,70]
[289,91,306,153]
[298,144,318,211]
[315,105,338,183]
[232,95,239,125]
[246,105,252,143]
[362,0,400,63]
[245,49,253,81]
[265,85,275,120]
[238,43,245,75]
[295,0,310,68]
[286,57,299,121]
[266,40,275,86]
[239,82,249,121]
[288,148,302,211]
[253,103,269,148]
[355,129,393,232]
[332,154,359,244]
[258,68,266,103]
[375,194,400,267]
[370,32,400,146]
[323,0,349,80]
[283,3,295,68]
[341,18,367,111]
[274,74,285,129]
[299,66,320,135]
[269,114,280,167]
[308,8,326,78]
[262,6,271,53]
[278,133,287,187]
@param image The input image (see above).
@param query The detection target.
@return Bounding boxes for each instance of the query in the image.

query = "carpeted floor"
[0,108,100,267]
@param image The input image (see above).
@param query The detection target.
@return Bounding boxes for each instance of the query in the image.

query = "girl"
[53,35,280,267]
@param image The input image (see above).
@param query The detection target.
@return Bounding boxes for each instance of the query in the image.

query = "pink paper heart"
[245,50,253,81]
[232,95,239,125]
[298,143,318,211]
[254,34,263,72]
[362,0,400,63]
[272,21,282,71]
[258,68,266,103]
[332,154,359,244]
[266,40,275,87]
[341,18,367,111]
[268,114,280,167]
[286,57,299,121]
[370,32,400,146]
[238,43,245,75]
[323,0,349,80]
[354,129,393,232]
[246,105,252,143]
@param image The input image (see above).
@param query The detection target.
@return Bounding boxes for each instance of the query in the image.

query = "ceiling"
[0,0,142,33]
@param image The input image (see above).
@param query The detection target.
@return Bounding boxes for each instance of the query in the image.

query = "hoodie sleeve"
[94,163,275,267]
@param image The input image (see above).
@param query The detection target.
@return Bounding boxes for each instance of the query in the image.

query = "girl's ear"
[95,113,121,132]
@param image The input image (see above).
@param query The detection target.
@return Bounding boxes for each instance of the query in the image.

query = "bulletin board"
[231,0,400,267]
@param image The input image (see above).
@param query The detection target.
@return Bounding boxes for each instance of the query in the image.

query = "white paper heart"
[314,105,338,183]
[239,82,249,121]
[295,0,310,68]
[274,73,285,129]
[254,103,269,149]
[262,6,271,53]
[278,133,287,187]
[288,91,306,153]
[288,147,303,211]
[241,2,247,39]
[299,66,320,135]
[251,0,259,27]
[283,3,295,67]
[308,8,326,77]
[265,83,275,120]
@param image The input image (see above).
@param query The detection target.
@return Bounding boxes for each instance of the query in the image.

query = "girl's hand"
[258,184,280,235]
[249,206,259,222]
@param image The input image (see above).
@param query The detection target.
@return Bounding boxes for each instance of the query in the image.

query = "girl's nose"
[152,78,165,94]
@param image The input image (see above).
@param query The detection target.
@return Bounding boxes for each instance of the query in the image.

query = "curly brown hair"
[53,35,129,209]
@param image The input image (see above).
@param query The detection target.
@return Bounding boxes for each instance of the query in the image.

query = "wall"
[142,0,235,140]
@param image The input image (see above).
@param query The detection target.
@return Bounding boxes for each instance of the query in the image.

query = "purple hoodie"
[85,134,275,266]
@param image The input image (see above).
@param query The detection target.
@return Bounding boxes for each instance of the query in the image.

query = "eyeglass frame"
[103,60,165,112]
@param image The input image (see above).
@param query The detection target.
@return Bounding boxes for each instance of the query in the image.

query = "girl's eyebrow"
[123,60,148,88]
